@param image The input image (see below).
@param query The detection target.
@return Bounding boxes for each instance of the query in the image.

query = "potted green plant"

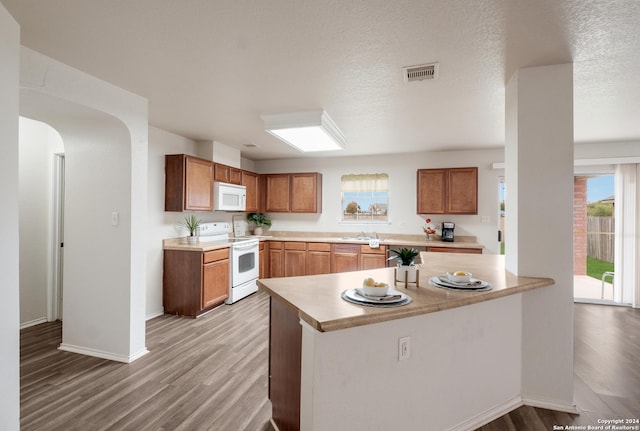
[389,247,420,283]
[246,212,272,235]
[182,214,201,244]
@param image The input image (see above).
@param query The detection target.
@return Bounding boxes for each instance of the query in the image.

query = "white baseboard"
[145,310,164,320]
[522,396,578,414]
[448,396,523,431]
[59,343,149,363]
[20,317,48,329]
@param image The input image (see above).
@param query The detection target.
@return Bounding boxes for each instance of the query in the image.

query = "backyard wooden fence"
[587,216,614,263]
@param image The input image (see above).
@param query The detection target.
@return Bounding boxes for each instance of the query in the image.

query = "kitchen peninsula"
[258,252,555,431]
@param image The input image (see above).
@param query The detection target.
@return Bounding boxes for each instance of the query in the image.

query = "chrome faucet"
[372,232,378,239]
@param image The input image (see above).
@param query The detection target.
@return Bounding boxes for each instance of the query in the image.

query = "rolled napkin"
[355,288,402,301]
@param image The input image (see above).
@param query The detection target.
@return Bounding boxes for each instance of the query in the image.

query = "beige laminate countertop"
[163,232,484,252]
[163,237,234,252]
[257,252,554,332]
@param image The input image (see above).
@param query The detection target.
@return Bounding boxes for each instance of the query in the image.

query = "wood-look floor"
[479,303,640,431]
[20,294,639,430]
[20,292,273,431]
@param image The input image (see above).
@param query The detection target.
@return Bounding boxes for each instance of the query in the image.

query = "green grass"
[500,244,613,280]
[586,256,614,280]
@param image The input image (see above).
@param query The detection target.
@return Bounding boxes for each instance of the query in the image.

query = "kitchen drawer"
[203,248,230,263]
[332,243,360,253]
[307,242,331,252]
[285,242,307,251]
[360,245,387,254]
[427,246,482,254]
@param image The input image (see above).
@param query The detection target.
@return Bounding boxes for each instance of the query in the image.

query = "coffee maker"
[441,222,455,242]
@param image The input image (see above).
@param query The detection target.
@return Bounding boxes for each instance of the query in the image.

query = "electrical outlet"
[481,215,490,223]
[399,336,410,361]
[111,211,119,226]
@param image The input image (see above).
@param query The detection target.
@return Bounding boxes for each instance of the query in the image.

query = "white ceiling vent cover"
[403,63,439,83]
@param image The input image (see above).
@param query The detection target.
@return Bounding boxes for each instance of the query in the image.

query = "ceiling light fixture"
[261,110,346,152]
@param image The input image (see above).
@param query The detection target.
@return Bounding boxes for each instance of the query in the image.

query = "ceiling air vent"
[403,63,439,83]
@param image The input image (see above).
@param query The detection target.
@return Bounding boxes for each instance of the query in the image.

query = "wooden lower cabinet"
[202,250,230,309]
[269,297,302,431]
[266,241,389,277]
[269,241,284,278]
[427,246,482,254]
[163,248,229,317]
[331,244,360,273]
[284,242,306,277]
[306,243,331,275]
[359,245,388,270]
[259,242,268,279]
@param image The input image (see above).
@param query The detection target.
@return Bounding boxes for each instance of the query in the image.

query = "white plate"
[429,276,491,291]
[342,288,411,306]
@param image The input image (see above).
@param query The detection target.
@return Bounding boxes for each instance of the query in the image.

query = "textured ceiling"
[4,0,640,160]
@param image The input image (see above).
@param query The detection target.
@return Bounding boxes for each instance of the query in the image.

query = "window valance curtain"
[340,173,389,192]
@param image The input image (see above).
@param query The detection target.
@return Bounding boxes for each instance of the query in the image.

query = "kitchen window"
[341,173,389,223]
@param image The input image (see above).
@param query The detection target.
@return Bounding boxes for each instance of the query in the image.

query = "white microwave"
[213,181,246,212]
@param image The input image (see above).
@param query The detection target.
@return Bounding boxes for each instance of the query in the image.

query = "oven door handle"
[233,243,259,250]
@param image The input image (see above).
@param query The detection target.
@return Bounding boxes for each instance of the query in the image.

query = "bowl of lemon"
[447,271,472,283]
[362,277,390,296]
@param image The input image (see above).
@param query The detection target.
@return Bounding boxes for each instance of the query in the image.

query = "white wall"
[0,3,20,429]
[20,47,149,362]
[506,64,575,411]
[254,148,505,255]
[19,118,64,327]
[301,294,523,430]
[575,141,640,160]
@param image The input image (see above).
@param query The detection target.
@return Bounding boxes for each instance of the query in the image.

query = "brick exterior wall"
[574,177,588,275]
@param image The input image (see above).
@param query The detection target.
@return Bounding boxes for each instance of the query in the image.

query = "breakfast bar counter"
[258,253,553,332]
[258,253,556,431]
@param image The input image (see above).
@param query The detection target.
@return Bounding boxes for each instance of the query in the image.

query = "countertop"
[163,231,484,252]
[257,252,554,332]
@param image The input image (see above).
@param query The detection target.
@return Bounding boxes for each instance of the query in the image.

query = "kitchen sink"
[339,236,385,241]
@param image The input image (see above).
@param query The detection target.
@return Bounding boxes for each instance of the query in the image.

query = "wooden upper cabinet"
[214,163,242,185]
[447,167,478,214]
[165,154,213,212]
[241,170,259,213]
[265,172,323,213]
[417,167,477,215]
[265,174,291,212]
[229,167,242,185]
[290,173,322,213]
[417,169,446,214]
